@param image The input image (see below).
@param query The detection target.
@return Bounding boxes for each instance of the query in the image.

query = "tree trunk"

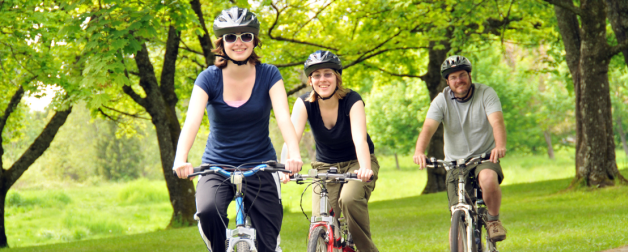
[394,153,400,170]
[606,0,628,158]
[617,115,628,157]
[552,0,627,187]
[125,40,196,227]
[421,39,450,194]
[544,130,555,159]
[0,84,73,247]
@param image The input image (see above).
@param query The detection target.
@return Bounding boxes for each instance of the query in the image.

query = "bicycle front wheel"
[450,210,471,252]
[307,226,329,252]
[234,240,251,252]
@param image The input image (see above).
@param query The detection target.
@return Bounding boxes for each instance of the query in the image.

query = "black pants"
[195,171,283,252]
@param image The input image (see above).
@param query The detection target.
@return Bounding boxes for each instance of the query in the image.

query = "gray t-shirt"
[426,83,502,161]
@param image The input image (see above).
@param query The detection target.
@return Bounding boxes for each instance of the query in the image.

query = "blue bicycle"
[183,161,290,252]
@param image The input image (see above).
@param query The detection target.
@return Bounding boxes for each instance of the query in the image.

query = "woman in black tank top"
[282,50,380,251]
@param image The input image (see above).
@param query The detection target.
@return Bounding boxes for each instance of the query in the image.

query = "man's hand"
[354,167,374,182]
[490,147,506,163]
[413,152,428,170]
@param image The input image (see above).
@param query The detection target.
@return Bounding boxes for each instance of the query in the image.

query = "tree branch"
[609,39,628,59]
[268,3,339,51]
[544,0,581,16]
[0,86,25,134]
[179,41,204,56]
[123,85,147,108]
[101,106,150,120]
[364,63,425,79]
[292,0,336,38]
[98,108,119,122]
[160,26,180,109]
[344,46,429,69]
[5,106,72,188]
[272,61,306,68]
[189,0,215,67]
[287,83,307,96]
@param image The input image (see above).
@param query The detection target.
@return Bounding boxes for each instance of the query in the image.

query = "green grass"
[3,150,628,251]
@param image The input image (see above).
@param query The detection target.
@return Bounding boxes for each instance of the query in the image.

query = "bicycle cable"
[299,180,323,222]
[213,175,233,229]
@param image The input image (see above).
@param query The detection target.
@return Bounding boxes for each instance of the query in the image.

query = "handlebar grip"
[173,167,203,177]
[347,173,374,181]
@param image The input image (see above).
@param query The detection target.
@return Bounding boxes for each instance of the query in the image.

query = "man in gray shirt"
[413,55,507,242]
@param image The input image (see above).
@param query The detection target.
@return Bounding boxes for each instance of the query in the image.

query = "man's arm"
[413,118,441,169]
[487,112,507,163]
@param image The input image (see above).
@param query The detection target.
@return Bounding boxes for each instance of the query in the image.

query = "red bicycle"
[291,168,369,252]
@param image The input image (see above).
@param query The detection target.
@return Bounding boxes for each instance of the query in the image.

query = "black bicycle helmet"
[304,50,342,76]
[441,55,472,79]
[213,7,260,38]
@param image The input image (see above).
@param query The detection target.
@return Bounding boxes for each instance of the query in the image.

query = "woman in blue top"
[172,7,303,252]
[282,50,379,251]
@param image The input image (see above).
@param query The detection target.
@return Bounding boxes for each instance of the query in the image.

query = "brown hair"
[305,71,349,102]
[212,36,262,68]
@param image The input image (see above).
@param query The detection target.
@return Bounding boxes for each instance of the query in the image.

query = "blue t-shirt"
[194,64,282,166]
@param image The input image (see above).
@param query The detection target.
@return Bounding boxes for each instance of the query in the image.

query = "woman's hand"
[279,172,291,184]
[284,158,303,175]
[173,162,194,180]
[354,167,374,182]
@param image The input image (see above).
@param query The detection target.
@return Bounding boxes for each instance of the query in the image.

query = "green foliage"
[95,121,143,181]
[366,80,430,155]
[467,43,574,154]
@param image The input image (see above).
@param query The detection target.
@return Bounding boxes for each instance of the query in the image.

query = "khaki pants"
[311,154,379,252]
[446,161,504,208]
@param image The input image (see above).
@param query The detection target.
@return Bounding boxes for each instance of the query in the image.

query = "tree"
[56,0,229,226]
[0,1,77,247]
[95,121,143,181]
[544,0,628,187]
[259,0,541,193]
[366,80,430,169]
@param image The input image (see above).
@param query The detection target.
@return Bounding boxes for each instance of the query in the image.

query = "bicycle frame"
[292,169,359,252]
[450,166,476,252]
[184,162,290,252]
[429,155,498,252]
[225,172,257,252]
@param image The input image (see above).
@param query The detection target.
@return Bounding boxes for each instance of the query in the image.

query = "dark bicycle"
[178,161,290,252]
[426,153,498,252]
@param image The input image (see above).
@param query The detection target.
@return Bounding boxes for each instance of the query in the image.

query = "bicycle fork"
[452,171,475,252]
[226,173,257,252]
[311,184,343,252]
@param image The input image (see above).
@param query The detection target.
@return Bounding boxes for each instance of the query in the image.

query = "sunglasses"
[222,33,255,43]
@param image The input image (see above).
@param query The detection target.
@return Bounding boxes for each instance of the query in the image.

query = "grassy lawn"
[3,150,628,251]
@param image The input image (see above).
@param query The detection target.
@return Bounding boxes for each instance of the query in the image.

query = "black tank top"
[300,90,375,163]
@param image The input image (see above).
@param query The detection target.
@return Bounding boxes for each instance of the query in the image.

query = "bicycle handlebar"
[289,172,374,182]
[173,160,291,178]
[425,153,494,170]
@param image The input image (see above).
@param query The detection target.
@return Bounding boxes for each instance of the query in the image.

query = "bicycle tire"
[307,226,329,252]
[450,211,471,252]
[234,240,251,252]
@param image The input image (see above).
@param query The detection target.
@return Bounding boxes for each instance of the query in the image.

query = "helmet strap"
[450,84,475,103]
[217,48,250,66]
[313,86,338,101]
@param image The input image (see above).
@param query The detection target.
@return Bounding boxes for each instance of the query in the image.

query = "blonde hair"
[305,71,349,102]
